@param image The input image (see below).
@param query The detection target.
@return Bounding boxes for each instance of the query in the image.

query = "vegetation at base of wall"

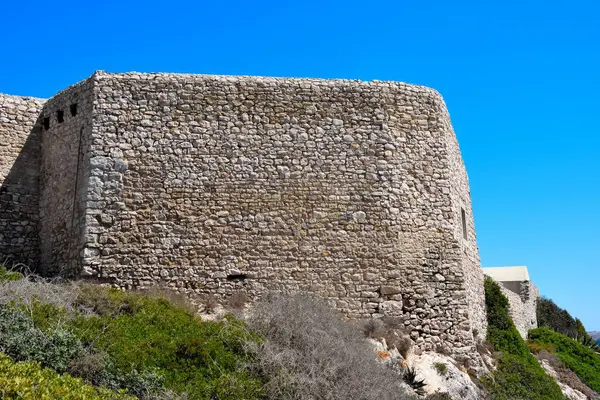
[245,294,418,400]
[529,327,600,393]
[0,275,425,400]
[483,277,565,400]
[0,265,21,283]
[0,276,265,399]
[0,351,133,399]
[68,286,265,399]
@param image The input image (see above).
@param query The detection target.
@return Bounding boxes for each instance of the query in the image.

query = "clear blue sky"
[1,1,599,329]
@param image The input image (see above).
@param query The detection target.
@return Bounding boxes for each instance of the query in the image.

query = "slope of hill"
[0,266,426,400]
[1,265,596,400]
[530,328,600,394]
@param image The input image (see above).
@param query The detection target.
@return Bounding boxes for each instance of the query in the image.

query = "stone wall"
[0,94,45,267]
[0,72,490,363]
[38,80,95,276]
[442,102,487,343]
[72,72,486,357]
[498,281,539,338]
[520,281,539,337]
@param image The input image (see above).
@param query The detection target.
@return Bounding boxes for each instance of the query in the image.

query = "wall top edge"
[483,266,531,282]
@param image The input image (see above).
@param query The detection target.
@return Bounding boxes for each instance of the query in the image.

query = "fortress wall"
[39,79,95,276]
[0,94,45,267]
[79,72,481,355]
[440,102,488,343]
[496,281,538,338]
[519,281,539,337]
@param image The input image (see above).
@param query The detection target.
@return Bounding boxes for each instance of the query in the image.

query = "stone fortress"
[0,71,537,362]
[483,266,539,338]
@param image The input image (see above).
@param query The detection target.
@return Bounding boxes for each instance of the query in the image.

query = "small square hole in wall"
[43,117,50,130]
[56,110,64,123]
[461,208,468,240]
[70,103,78,116]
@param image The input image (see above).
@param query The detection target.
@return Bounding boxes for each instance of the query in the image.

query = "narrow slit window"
[43,117,50,130]
[461,208,468,240]
[227,273,247,282]
[70,103,78,116]
[56,110,64,123]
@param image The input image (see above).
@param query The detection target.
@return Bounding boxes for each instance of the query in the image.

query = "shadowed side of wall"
[38,79,95,277]
[0,94,45,268]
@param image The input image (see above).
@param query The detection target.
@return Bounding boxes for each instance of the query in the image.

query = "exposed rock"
[540,359,591,400]
[409,352,483,400]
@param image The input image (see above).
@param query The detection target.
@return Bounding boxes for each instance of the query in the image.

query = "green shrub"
[74,283,148,316]
[537,297,578,338]
[535,349,598,399]
[66,349,164,398]
[0,265,21,283]
[529,327,600,392]
[67,287,264,399]
[0,305,83,372]
[0,280,265,399]
[432,362,447,376]
[526,341,557,354]
[483,277,564,400]
[0,351,133,399]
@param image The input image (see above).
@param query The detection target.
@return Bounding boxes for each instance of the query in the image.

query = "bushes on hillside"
[0,268,493,400]
[0,276,265,399]
[483,277,564,400]
[0,352,132,399]
[0,305,82,372]
[537,296,599,351]
[537,296,578,338]
[68,286,264,399]
[529,327,600,393]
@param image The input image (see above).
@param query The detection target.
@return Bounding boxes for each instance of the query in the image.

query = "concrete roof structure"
[482,266,530,282]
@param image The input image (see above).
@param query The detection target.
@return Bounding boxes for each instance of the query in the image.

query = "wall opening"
[43,117,50,130]
[70,104,78,116]
[227,273,247,282]
[56,110,64,123]
[461,208,467,240]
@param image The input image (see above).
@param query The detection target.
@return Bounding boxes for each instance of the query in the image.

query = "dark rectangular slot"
[461,208,468,240]
[70,103,78,116]
[227,274,247,282]
[57,110,64,123]
[43,117,50,130]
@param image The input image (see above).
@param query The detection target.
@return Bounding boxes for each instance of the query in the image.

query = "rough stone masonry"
[0,71,490,361]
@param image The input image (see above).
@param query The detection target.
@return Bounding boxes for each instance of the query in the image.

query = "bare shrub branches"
[246,293,417,400]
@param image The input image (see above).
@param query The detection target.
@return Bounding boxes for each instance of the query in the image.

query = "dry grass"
[0,272,80,318]
[362,316,413,359]
[139,286,197,315]
[362,318,386,339]
[246,293,417,400]
[201,294,218,314]
[227,291,250,310]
